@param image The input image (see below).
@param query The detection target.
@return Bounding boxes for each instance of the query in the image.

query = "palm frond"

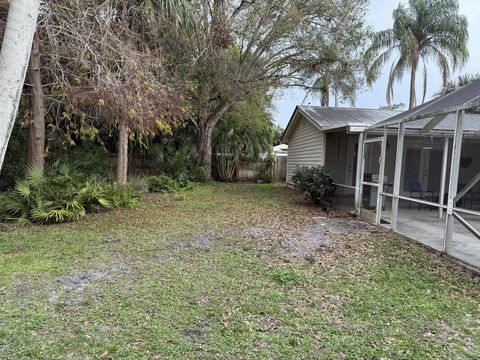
[366,0,468,106]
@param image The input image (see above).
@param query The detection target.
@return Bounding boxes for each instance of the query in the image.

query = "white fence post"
[375,127,388,224]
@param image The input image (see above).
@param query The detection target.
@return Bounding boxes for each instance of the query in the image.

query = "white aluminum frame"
[358,134,386,220]
[361,109,480,261]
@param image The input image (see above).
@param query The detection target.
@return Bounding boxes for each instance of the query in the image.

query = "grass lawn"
[1,183,479,359]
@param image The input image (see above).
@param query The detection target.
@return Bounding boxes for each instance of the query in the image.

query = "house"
[282,82,480,271]
[281,106,400,197]
[361,82,480,271]
[273,144,288,156]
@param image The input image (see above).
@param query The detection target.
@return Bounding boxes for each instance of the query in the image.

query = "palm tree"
[0,0,41,171]
[365,0,469,109]
[307,63,360,107]
[440,73,480,95]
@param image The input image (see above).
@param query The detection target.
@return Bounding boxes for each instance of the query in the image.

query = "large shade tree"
[364,0,469,109]
[173,0,369,177]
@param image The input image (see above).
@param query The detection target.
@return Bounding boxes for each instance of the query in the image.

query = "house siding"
[286,116,325,184]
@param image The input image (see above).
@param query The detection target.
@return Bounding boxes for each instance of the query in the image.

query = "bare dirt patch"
[193,230,221,248]
[243,226,271,239]
[48,262,132,305]
[278,216,384,261]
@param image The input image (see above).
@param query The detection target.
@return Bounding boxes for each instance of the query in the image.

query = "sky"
[272,0,480,128]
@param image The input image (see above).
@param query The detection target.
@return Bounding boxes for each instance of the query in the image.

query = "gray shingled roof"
[371,80,480,128]
[296,106,401,129]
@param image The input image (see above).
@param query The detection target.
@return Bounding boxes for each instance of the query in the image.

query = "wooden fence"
[236,155,287,182]
[107,153,288,182]
[274,155,287,182]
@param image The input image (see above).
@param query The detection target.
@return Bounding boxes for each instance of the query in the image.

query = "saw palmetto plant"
[0,163,134,224]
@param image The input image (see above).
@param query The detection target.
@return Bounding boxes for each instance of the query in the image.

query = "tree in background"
[273,125,285,146]
[172,0,369,178]
[301,3,370,108]
[379,103,405,111]
[214,98,274,181]
[307,63,361,107]
[41,1,190,184]
[440,73,480,95]
[365,0,469,109]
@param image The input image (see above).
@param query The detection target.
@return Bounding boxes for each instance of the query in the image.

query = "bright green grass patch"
[0,183,479,359]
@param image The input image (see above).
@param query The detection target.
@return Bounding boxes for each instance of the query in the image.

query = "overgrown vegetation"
[0,163,135,224]
[263,155,275,183]
[146,175,193,193]
[292,166,334,206]
[214,99,275,182]
[0,0,372,182]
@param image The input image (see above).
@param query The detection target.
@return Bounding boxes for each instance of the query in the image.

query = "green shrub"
[146,175,194,193]
[103,184,137,208]
[54,142,112,178]
[145,141,198,180]
[291,165,333,206]
[0,163,134,224]
[263,155,275,183]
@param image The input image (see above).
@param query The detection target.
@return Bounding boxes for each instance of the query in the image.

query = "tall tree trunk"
[196,100,233,179]
[320,79,330,107]
[27,33,45,170]
[197,119,214,178]
[117,120,129,185]
[409,48,419,110]
[0,0,41,170]
[321,91,329,107]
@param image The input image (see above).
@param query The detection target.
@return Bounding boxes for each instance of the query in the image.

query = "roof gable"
[281,106,402,143]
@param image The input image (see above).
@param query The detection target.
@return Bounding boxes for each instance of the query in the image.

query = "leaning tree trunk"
[27,33,45,170]
[116,120,129,185]
[196,100,234,179]
[0,0,41,170]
